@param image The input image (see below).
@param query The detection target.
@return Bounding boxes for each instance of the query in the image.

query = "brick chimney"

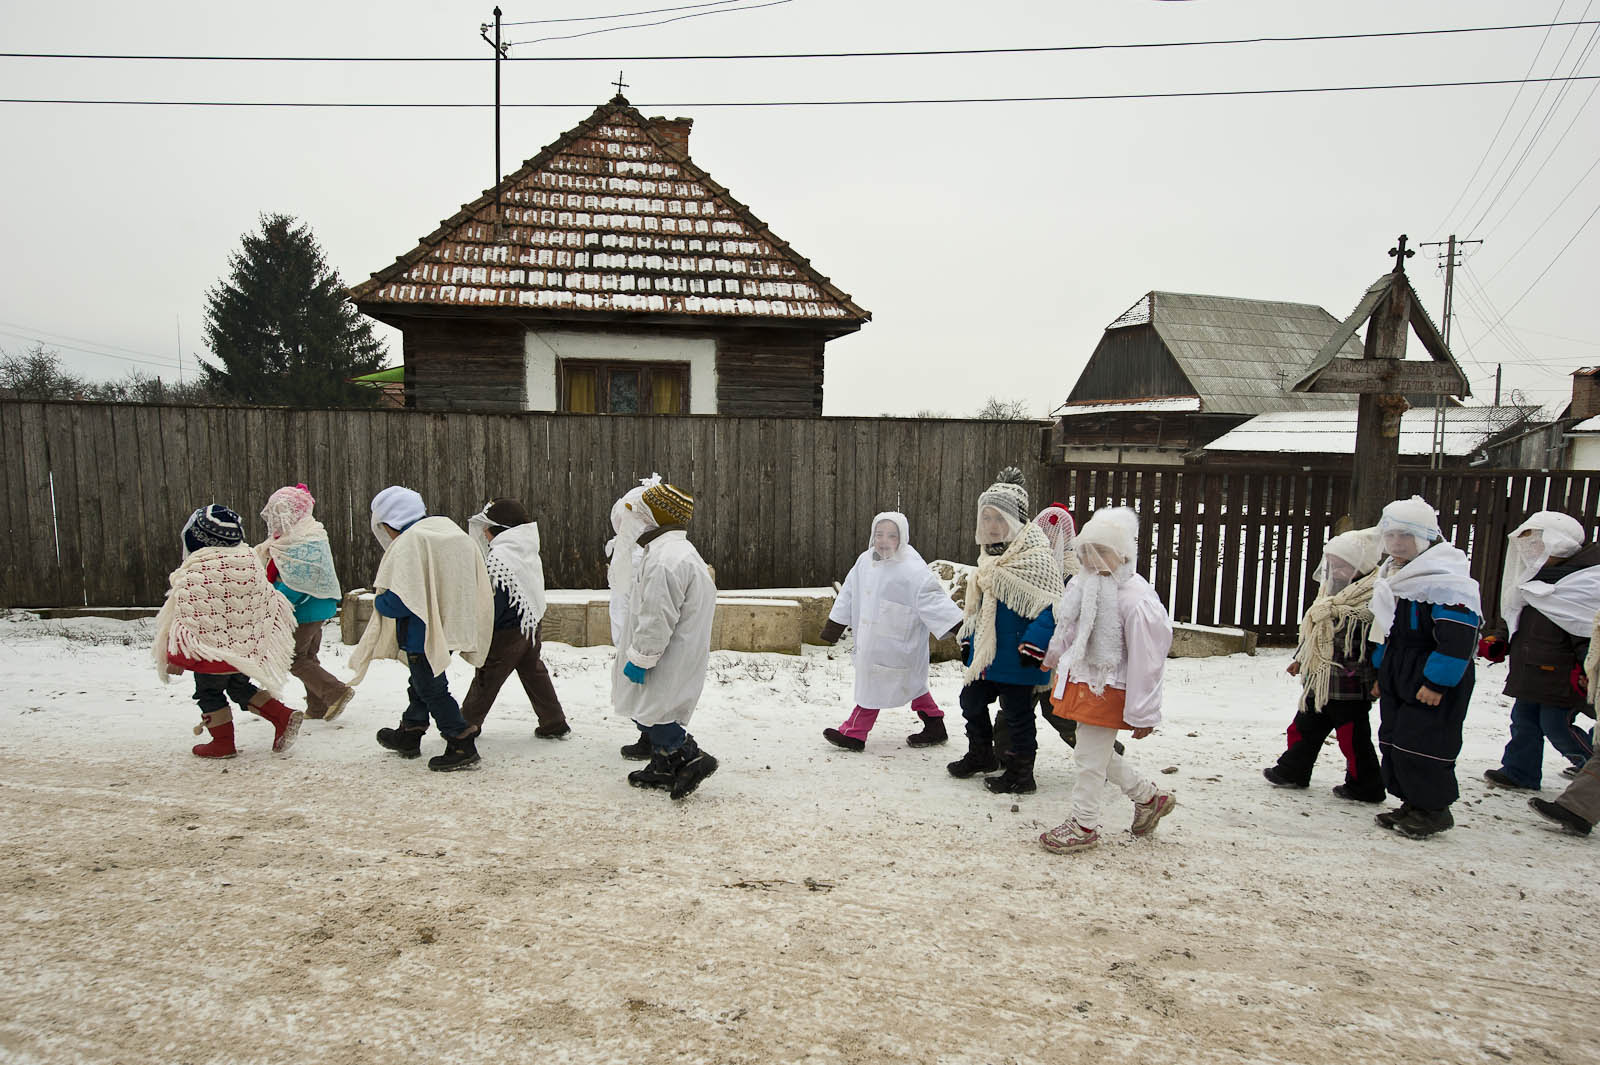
[1573,367,1600,420]
[647,116,693,155]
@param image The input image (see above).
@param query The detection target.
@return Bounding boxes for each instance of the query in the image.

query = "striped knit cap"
[642,483,694,526]
[977,467,1030,524]
[182,504,245,556]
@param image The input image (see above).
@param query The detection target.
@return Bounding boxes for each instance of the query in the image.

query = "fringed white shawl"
[958,522,1062,681]
[151,544,296,694]
[1292,570,1378,712]
[485,522,548,638]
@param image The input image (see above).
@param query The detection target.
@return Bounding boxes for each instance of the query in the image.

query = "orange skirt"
[1050,681,1131,730]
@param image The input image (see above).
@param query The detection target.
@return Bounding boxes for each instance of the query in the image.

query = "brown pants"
[1557,752,1600,825]
[460,623,566,732]
[292,621,349,714]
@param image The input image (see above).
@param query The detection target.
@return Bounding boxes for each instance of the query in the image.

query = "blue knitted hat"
[182,504,244,556]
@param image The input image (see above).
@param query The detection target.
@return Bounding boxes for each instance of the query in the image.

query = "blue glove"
[623,661,648,685]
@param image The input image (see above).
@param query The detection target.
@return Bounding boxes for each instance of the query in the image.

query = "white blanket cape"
[348,516,494,683]
[1370,543,1482,644]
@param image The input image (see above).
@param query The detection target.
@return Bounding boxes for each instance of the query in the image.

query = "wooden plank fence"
[1046,464,1600,643]
[0,400,1049,610]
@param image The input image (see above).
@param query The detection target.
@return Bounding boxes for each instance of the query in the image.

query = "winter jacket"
[1328,615,1378,703]
[962,602,1056,687]
[1371,598,1480,697]
[1504,543,1600,708]
[491,585,525,632]
[611,527,717,726]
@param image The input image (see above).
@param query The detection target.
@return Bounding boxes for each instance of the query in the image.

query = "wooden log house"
[349,95,870,416]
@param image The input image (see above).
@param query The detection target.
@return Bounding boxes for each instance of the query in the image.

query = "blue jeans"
[401,653,469,737]
[635,720,688,753]
[1498,699,1594,787]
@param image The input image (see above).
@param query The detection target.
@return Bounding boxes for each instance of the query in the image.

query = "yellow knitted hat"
[642,483,694,526]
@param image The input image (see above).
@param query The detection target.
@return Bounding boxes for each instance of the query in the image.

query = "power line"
[1462,8,1600,236]
[4,20,1598,62]
[0,327,183,371]
[1431,5,1570,234]
[1484,142,1600,281]
[1478,52,1600,239]
[1475,202,1600,338]
[502,1,743,28]
[6,73,1600,109]
[507,0,793,47]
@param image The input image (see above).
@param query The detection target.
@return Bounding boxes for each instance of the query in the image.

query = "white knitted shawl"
[254,517,341,602]
[485,522,548,638]
[150,544,296,694]
[1292,570,1378,712]
[958,522,1062,681]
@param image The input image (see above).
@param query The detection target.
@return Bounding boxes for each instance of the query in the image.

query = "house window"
[559,360,690,414]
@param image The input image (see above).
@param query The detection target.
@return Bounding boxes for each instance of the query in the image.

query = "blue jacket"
[372,516,428,654]
[963,603,1057,686]
[273,580,339,625]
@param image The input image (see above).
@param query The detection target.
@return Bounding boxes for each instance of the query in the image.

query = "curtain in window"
[651,370,685,414]
[563,367,598,412]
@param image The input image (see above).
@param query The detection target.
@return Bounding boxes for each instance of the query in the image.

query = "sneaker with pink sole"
[1131,791,1177,836]
[1039,819,1100,854]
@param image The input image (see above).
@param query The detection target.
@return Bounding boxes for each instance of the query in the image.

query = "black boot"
[1394,806,1455,839]
[906,711,948,748]
[377,724,425,758]
[984,755,1037,794]
[668,739,719,800]
[947,742,999,778]
[628,750,674,789]
[620,736,652,761]
[1529,797,1593,836]
[823,727,865,752]
[1375,803,1411,829]
[428,729,480,772]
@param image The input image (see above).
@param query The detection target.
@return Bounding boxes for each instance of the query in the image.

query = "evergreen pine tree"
[202,213,387,406]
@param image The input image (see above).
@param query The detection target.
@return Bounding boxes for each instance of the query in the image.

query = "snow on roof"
[1204,406,1535,457]
[1053,396,1201,417]
[1569,415,1600,433]
[350,97,868,327]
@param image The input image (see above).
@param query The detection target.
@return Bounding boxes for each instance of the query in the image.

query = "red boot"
[191,708,237,759]
[248,693,305,754]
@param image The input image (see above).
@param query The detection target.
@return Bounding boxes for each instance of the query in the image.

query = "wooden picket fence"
[0,400,1049,611]
[1046,464,1600,642]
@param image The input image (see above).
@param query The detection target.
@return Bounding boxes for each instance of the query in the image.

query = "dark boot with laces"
[428,728,480,772]
[628,750,674,790]
[377,723,425,759]
[620,736,652,761]
[668,739,719,800]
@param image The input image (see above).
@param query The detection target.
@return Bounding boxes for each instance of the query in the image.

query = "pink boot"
[248,693,305,754]
[823,706,879,752]
[191,708,237,759]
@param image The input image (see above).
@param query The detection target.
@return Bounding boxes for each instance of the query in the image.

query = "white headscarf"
[1054,508,1139,695]
[1314,527,1381,597]
[1501,511,1586,638]
[605,473,662,596]
[370,486,426,549]
[1377,495,1441,569]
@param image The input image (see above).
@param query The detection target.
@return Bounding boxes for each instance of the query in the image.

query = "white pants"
[1071,723,1157,829]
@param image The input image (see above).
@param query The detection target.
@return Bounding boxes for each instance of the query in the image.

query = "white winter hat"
[370,485,426,546]
[1321,527,1381,577]
[1379,496,1441,541]
[1075,507,1138,561]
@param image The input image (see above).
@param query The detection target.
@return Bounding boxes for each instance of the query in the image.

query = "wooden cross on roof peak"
[1388,233,1415,273]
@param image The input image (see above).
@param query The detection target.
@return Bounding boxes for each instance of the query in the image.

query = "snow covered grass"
[0,612,1594,1064]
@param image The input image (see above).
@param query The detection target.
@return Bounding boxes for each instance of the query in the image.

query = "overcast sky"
[2,0,1596,416]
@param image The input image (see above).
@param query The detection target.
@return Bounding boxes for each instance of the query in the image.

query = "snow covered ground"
[1,612,1594,1065]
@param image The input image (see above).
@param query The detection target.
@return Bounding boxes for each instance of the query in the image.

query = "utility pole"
[1494,363,1502,406]
[480,8,509,242]
[1419,234,1482,469]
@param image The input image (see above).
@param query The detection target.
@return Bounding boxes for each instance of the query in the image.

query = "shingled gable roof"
[1091,291,1360,416]
[349,95,869,331]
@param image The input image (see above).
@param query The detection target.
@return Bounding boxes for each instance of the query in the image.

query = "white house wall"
[523,330,718,414]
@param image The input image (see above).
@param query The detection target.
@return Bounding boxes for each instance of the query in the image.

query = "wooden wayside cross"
[1388,233,1414,272]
